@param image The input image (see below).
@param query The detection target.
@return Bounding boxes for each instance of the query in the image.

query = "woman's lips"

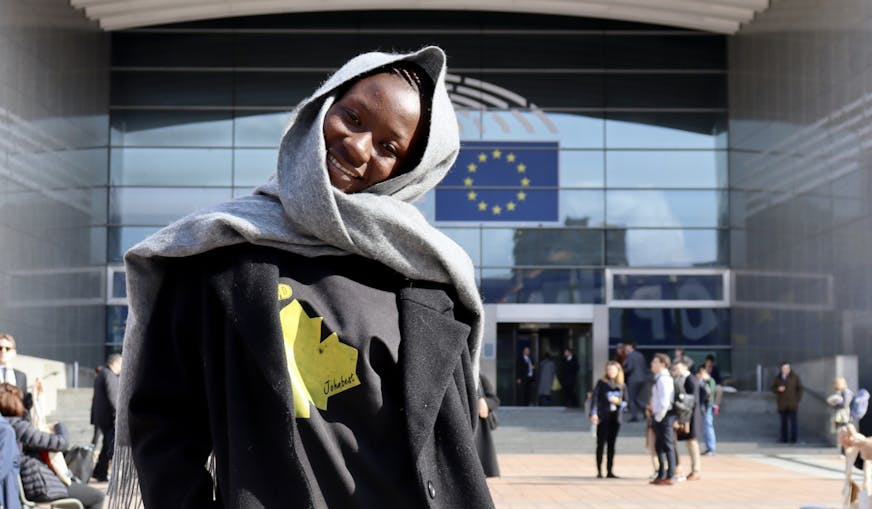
[327,152,361,180]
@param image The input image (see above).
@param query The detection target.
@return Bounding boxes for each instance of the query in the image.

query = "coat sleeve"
[127,264,220,509]
[13,419,68,453]
[105,372,120,412]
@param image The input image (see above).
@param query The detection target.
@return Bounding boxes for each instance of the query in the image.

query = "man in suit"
[92,353,122,482]
[0,334,31,409]
[622,342,648,422]
[515,346,535,406]
[558,348,579,407]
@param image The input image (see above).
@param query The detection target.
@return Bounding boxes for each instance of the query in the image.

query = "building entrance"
[496,322,592,407]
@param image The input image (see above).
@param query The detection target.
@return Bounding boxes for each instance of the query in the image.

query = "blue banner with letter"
[435,141,559,222]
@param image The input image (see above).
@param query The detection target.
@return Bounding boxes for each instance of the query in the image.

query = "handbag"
[65,445,95,483]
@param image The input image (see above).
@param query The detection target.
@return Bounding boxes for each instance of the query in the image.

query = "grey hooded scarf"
[109,46,483,508]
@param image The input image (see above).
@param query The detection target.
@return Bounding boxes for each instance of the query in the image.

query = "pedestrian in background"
[673,348,693,370]
[614,343,626,366]
[772,361,802,443]
[537,352,556,406]
[0,334,32,410]
[649,353,676,485]
[559,348,579,407]
[703,354,721,384]
[674,360,702,480]
[589,361,626,479]
[827,376,854,430]
[622,342,647,422]
[516,346,535,406]
[696,365,717,455]
[91,354,121,483]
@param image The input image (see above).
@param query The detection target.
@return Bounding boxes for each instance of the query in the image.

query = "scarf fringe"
[107,446,143,509]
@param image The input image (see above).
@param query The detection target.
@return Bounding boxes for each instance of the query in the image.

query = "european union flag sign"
[435,141,559,222]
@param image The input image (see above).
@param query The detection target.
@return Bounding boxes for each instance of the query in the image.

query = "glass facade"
[107,11,728,358]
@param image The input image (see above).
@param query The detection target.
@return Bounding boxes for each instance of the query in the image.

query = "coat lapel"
[397,286,471,460]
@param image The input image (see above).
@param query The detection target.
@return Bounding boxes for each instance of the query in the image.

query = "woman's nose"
[345,131,372,167]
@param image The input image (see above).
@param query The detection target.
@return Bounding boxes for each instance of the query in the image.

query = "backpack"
[851,389,870,421]
[672,377,695,423]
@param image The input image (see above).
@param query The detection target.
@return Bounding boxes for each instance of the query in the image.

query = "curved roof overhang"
[69,0,769,33]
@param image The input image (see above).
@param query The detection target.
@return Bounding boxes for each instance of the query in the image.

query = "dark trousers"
[68,481,106,509]
[517,377,534,406]
[779,410,798,442]
[93,423,115,480]
[627,380,646,419]
[596,414,620,474]
[654,415,676,479]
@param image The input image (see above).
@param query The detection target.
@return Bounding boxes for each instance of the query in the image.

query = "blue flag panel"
[435,141,559,222]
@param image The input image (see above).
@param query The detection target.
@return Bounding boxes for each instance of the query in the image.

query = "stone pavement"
[488,406,851,509]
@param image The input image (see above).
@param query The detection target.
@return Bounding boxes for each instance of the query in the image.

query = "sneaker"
[702,450,716,456]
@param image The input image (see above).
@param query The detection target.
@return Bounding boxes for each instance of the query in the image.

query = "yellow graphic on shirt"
[278,283,360,419]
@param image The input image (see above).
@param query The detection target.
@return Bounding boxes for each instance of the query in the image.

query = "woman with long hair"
[589,360,627,478]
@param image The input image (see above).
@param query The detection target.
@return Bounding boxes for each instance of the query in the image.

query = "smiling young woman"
[111,47,492,509]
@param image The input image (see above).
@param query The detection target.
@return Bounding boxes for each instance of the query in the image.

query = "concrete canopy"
[69,0,769,33]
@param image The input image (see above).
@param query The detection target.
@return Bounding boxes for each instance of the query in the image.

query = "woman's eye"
[382,144,399,157]
[346,110,360,125]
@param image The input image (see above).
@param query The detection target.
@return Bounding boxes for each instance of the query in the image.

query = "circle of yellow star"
[478,201,488,211]
[467,163,477,172]
[492,149,502,159]
[492,205,502,215]
[506,202,516,211]
[507,153,516,162]
[517,191,527,201]
[517,163,526,173]
[521,177,530,187]
[467,191,477,201]
[464,177,474,186]
[478,153,487,162]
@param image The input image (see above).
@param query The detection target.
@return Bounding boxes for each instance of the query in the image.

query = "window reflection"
[458,110,603,148]
[560,151,604,188]
[110,187,232,225]
[609,308,729,346]
[606,112,726,149]
[108,226,160,262]
[110,148,232,186]
[606,190,726,228]
[612,274,724,300]
[481,268,603,304]
[234,149,277,186]
[234,112,289,147]
[483,229,603,267]
[606,229,728,267]
[111,111,233,147]
[560,190,604,226]
[606,151,726,188]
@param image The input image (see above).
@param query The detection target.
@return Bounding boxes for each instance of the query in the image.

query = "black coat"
[677,375,704,441]
[474,375,500,478]
[92,367,119,430]
[8,417,69,502]
[590,379,627,424]
[127,246,494,509]
[622,350,647,384]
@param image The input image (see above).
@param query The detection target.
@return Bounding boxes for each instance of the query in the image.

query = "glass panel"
[111,111,233,147]
[108,226,160,262]
[235,72,326,107]
[112,32,235,67]
[606,190,726,228]
[106,306,129,347]
[459,110,603,149]
[560,190,605,227]
[110,187,233,225]
[110,148,232,186]
[473,73,602,109]
[560,150,604,188]
[112,270,127,299]
[234,112,289,147]
[413,190,435,222]
[234,149,277,187]
[606,151,726,188]
[605,74,725,109]
[481,34,603,69]
[609,308,729,346]
[606,112,726,149]
[233,33,361,68]
[604,35,726,70]
[483,229,603,266]
[481,268,603,304]
[612,274,724,300]
[441,228,481,266]
[607,228,728,267]
[112,72,234,107]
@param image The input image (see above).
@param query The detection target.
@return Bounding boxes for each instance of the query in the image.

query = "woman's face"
[323,72,425,194]
[606,364,618,380]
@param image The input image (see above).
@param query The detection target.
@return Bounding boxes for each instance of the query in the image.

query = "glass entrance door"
[496,322,592,407]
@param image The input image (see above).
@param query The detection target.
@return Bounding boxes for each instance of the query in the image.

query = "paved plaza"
[488,406,850,509]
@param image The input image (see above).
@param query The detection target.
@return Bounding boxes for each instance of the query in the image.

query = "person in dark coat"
[674,360,703,480]
[772,361,803,443]
[0,415,22,509]
[91,354,121,483]
[0,384,104,508]
[113,47,494,509]
[516,346,535,406]
[474,374,500,477]
[622,342,648,422]
[0,334,32,410]
[559,348,580,407]
[589,361,627,478]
